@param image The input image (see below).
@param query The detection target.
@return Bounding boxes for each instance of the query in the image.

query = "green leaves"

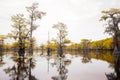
[26,2,46,21]
[11,14,29,41]
[52,22,68,45]
[100,8,120,35]
[11,14,27,29]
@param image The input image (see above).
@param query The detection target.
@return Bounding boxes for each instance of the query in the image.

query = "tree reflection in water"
[0,51,3,61]
[105,54,120,80]
[81,51,91,63]
[0,51,5,67]
[4,56,37,80]
[51,57,71,80]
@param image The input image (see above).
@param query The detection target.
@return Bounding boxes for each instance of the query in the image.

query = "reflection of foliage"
[65,51,114,63]
[0,52,5,67]
[0,61,5,67]
[4,57,37,80]
[51,57,70,80]
[4,59,28,80]
[28,58,37,80]
[105,73,116,80]
[105,56,120,80]
[81,52,91,63]
[85,51,114,63]
[108,63,114,69]
[64,60,71,66]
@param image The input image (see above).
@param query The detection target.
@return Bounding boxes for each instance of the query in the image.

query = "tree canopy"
[52,22,68,46]
[100,8,120,51]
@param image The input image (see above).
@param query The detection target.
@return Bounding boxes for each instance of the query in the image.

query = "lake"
[0,51,118,80]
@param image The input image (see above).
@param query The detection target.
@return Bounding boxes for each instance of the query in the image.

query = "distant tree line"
[65,38,113,51]
[38,37,113,51]
[0,37,113,51]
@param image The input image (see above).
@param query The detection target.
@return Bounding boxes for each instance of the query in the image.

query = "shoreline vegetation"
[1,37,113,51]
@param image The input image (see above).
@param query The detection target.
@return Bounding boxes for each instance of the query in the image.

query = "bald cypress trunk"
[113,20,120,55]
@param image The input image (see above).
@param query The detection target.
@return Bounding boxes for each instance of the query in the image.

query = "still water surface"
[0,51,116,80]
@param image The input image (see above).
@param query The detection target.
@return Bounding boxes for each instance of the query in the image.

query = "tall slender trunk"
[18,26,25,58]
[113,18,120,55]
[29,15,33,55]
[29,58,32,79]
[58,30,63,57]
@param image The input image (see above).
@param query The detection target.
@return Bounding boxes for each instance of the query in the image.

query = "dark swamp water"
[0,51,119,80]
